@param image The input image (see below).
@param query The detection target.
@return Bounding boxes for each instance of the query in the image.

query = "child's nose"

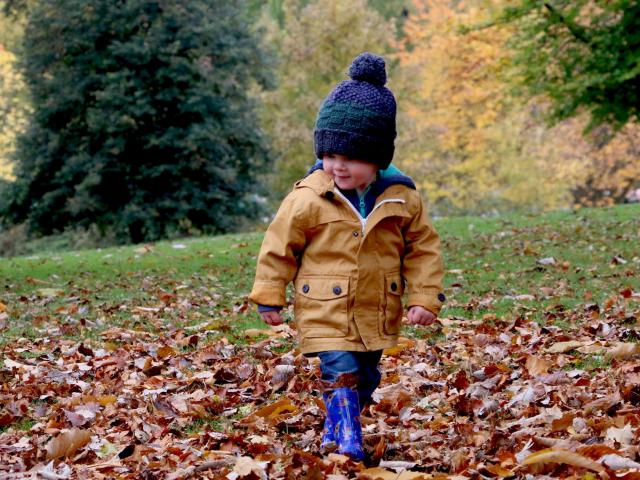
[334,159,347,170]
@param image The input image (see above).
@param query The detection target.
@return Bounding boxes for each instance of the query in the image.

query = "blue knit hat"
[314,52,397,169]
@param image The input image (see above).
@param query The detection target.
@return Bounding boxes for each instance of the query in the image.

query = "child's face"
[323,153,377,191]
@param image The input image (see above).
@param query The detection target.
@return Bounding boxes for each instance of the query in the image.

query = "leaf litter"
[1,210,640,478]
[1,290,639,479]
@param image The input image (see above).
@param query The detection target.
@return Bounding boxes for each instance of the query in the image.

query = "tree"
[394,0,581,214]
[256,0,396,200]
[501,1,640,130]
[2,0,273,243]
[0,3,30,181]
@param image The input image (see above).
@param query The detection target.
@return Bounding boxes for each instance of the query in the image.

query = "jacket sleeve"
[249,192,306,307]
[402,194,445,315]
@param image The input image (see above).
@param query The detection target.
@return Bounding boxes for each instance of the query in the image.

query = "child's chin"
[334,179,354,189]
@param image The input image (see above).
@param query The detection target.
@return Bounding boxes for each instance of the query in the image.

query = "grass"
[1,204,639,347]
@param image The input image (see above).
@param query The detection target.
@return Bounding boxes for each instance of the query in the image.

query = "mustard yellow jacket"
[249,170,444,354]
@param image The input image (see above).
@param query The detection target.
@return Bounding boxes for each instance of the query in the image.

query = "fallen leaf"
[605,424,634,445]
[545,341,590,353]
[606,343,639,360]
[358,467,397,480]
[251,397,297,420]
[45,429,92,460]
[229,456,269,480]
[537,257,556,265]
[521,448,606,475]
[525,355,550,376]
[600,454,640,470]
[36,288,64,297]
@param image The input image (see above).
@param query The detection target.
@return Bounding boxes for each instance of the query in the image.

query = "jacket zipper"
[333,188,405,235]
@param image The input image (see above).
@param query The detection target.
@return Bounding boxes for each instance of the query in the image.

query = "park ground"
[1,204,640,479]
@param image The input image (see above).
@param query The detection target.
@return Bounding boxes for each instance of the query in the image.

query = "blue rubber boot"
[320,393,337,452]
[326,387,365,461]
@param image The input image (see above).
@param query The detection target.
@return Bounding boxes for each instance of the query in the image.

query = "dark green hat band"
[314,129,395,170]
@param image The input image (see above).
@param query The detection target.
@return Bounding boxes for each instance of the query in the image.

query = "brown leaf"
[525,355,550,376]
[620,288,633,298]
[550,413,574,433]
[0,412,15,427]
[156,345,176,359]
[606,343,640,360]
[521,448,606,476]
[577,444,620,460]
[484,463,515,477]
[45,428,91,460]
[545,340,590,353]
[452,370,470,390]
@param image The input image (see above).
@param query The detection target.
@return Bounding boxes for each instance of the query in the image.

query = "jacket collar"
[303,159,416,194]
[294,169,335,197]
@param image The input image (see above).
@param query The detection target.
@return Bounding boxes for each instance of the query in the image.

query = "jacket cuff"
[249,280,287,307]
[257,304,282,313]
[407,291,446,315]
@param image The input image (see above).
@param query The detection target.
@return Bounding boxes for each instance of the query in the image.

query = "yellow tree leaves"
[257,0,395,199]
[0,43,30,181]
[394,0,577,213]
[0,9,30,182]
[393,0,639,213]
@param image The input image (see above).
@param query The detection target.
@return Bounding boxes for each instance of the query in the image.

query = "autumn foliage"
[1,205,640,478]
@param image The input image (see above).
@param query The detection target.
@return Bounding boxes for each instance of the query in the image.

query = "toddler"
[250,52,445,461]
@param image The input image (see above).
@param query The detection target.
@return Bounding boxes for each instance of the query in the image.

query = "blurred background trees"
[1,0,273,243]
[0,0,638,248]
[256,0,395,200]
[0,4,29,183]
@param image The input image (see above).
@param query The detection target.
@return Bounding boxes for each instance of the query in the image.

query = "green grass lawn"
[2,204,640,478]
[1,203,639,348]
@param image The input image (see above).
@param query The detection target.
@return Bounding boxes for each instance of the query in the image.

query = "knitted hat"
[314,52,397,169]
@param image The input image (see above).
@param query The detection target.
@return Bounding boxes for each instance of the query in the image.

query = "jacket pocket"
[383,273,404,335]
[294,276,349,338]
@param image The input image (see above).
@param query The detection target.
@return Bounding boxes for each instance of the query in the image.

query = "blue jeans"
[317,350,383,408]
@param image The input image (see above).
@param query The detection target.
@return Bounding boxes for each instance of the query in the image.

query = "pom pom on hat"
[348,52,387,86]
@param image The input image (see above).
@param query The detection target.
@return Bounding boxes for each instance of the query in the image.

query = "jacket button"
[333,286,342,295]
[302,284,310,293]
[353,231,359,237]
[390,282,398,292]
[438,293,446,302]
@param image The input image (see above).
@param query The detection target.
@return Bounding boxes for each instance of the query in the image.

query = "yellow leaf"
[521,448,606,475]
[383,345,407,356]
[96,395,117,406]
[45,428,92,460]
[36,288,64,298]
[0,302,6,312]
[251,397,297,420]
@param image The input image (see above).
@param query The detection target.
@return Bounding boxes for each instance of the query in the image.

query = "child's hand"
[406,306,437,326]
[261,310,284,326]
